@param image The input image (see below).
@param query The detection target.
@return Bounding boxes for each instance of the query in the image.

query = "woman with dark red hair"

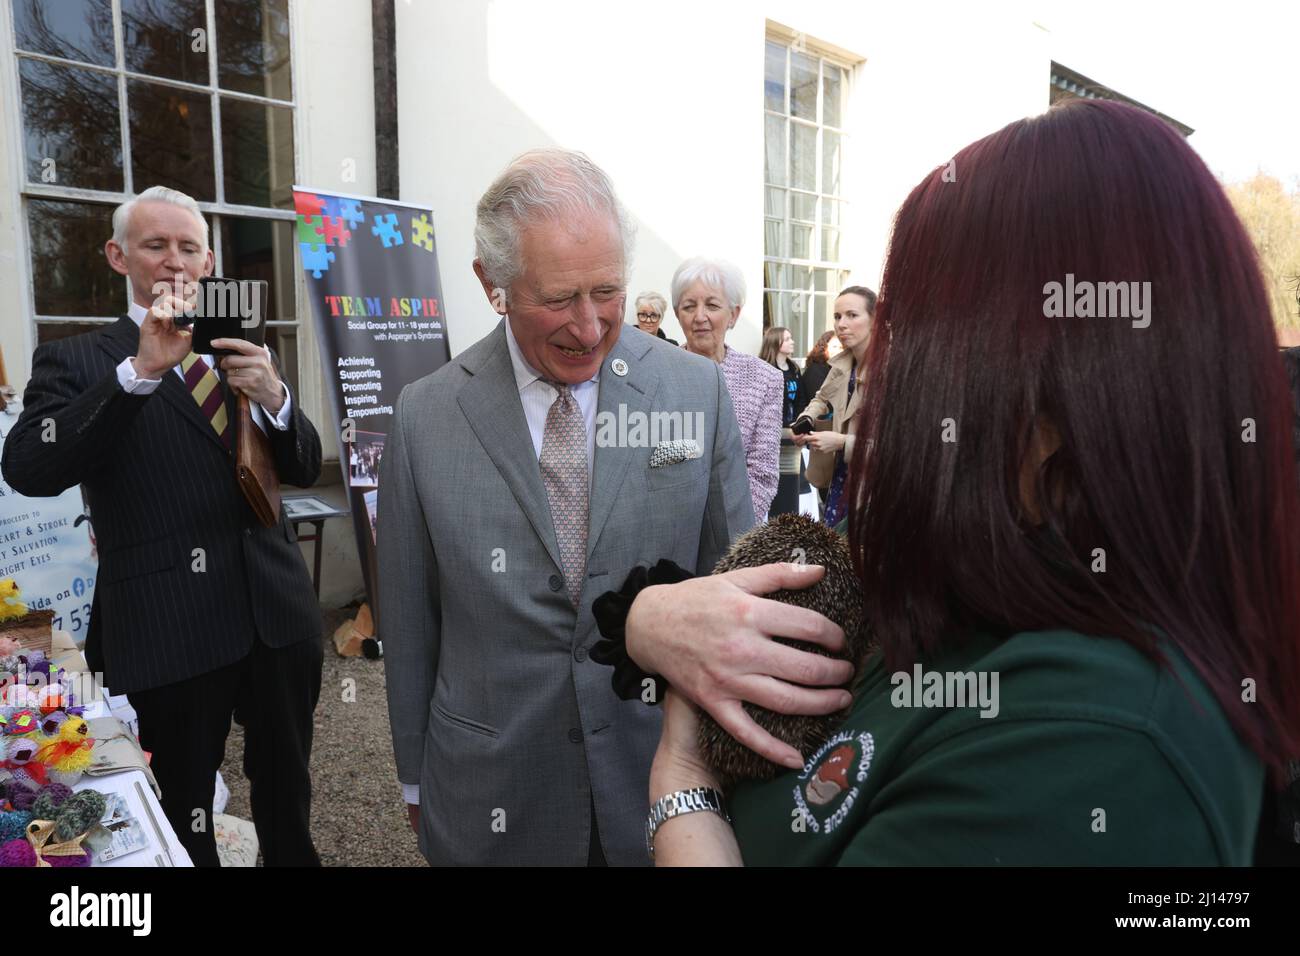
[613,99,1300,865]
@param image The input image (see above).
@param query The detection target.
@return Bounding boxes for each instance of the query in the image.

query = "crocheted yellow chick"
[35,716,94,781]
[0,579,27,623]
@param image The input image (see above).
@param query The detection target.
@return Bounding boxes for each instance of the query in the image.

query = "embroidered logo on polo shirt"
[792,730,874,835]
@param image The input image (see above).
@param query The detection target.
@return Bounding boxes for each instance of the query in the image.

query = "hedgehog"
[697,513,872,788]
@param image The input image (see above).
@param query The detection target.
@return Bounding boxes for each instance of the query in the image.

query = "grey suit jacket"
[378,319,754,865]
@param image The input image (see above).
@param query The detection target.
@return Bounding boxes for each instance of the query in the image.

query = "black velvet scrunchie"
[589,559,695,705]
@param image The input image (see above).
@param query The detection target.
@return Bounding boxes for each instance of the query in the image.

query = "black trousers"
[130,635,323,867]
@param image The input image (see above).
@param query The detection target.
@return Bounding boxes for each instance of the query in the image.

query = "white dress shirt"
[503,315,599,476]
[400,317,601,807]
[115,302,292,434]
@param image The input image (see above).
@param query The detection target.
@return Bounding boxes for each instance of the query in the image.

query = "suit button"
[244,528,253,537]
[548,574,563,592]
[567,728,582,743]
[574,646,587,662]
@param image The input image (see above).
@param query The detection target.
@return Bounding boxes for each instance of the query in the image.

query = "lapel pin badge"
[610,358,628,377]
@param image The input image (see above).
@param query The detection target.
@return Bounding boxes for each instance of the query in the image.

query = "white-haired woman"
[634,291,677,345]
[673,257,782,522]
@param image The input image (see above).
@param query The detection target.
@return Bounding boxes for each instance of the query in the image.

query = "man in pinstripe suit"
[1,187,324,867]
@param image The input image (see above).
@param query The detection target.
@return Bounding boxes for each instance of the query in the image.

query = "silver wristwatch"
[645,787,730,861]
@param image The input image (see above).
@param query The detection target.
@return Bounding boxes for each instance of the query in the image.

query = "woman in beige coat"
[792,285,876,526]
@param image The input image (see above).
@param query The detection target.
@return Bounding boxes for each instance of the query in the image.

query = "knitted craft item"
[8,775,43,810]
[54,790,106,842]
[1,710,40,737]
[31,783,73,819]
[35,717,94,782]
[38,711,66,738]
[3,736,39,766]
[25,819,89,867]
[0,837,35,867]
[0,810,32,842]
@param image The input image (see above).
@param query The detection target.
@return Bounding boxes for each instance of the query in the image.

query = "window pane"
[764,41,785,112]
[812,295,828,339]
[36,321,114,345]
[791,223,812,259]
[764,290,795,328]
[822,130,841,196]
[764,219,785,258]
[12,0,114,67]
[790,191,816,223]
[790,122,816,192]
[20,59,123,191]
[791,265,812,291]
[821,197,842,227]
[27,200,127,316]
[823,64,844,128]
[822,227,841,261]
[219,217,296,321]
[764,186,785,218]
[764,114,786,186]
[216,0,293,101]
[764,261,787,289]
[813,267,831,292]
[790,51,818,121]
[221,98,295,209]
[128,80,215,199]
[122,0,210,85]
[264,325,299,400]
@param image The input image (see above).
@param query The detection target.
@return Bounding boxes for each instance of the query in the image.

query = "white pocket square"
[649,439,702,469]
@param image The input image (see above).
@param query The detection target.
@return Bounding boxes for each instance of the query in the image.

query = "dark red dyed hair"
[847,99,1300,780]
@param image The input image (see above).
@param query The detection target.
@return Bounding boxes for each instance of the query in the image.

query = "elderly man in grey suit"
[379,148,761,865]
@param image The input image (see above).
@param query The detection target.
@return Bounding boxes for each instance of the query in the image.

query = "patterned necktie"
[180,352,232,451]
[539,381,589,607]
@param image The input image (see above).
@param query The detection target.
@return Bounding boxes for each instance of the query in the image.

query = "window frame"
[8,0,301,334]
[762,28,855,356]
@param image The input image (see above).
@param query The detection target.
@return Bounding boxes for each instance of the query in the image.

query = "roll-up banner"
[293,187,451,600]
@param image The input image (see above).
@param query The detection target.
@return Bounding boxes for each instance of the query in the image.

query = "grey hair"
[634,291,667,317]
[670,256,747,311]
[474,148,635,298]
[111,185,208,253]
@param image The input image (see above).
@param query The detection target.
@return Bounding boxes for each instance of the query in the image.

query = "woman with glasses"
[633,291,677,345]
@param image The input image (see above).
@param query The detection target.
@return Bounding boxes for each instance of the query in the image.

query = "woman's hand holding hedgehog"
[625,553,854,771]
[633,515,869,865]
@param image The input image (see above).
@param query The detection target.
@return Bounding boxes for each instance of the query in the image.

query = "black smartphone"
[186,277,268,356]
[791,417,814,435]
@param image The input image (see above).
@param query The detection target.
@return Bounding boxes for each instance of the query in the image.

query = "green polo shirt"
[728,629,1262,865]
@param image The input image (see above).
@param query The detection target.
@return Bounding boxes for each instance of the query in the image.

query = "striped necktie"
[180,352,232,451]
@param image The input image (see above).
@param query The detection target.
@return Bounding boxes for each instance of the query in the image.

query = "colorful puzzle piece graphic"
[294,192,326,219]
[315,215,352,248]
[411,213,435,251]
[319,196,346,220]
[337,200,365,229]
[371,213,404,248]
[298,214,325,252]
[300,241,335,279]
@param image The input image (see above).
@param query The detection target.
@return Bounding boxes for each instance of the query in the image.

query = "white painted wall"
[293,0,378,465]
[396,0,1053,360]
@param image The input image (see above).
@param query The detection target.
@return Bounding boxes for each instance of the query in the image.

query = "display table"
[47,633,193,867]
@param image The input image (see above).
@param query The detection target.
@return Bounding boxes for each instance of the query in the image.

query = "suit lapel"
[457,324,563,573]
[587,331,656,560]
[96,316,230,455]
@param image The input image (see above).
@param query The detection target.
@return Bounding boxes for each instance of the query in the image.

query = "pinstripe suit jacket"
[378,320,755,866]
[0,316,322,694]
